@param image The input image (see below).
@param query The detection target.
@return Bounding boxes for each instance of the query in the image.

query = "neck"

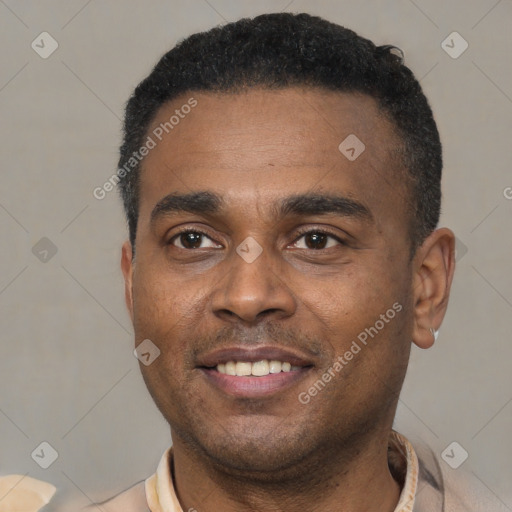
[171,428,402,512]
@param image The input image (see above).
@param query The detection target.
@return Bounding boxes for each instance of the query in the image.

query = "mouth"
[215,359,302,376]
[197,346,314,398]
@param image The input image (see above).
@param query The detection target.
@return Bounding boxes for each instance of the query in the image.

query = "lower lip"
[200,368,311,398]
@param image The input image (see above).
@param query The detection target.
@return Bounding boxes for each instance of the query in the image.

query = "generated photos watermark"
[93,97,198,200]
[298,302,403,404]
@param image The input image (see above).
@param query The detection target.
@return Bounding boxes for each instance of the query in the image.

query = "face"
[122,88,421,476]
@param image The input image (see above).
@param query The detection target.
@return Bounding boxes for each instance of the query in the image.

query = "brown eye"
[292,231,342,250]
[170,231,219,249]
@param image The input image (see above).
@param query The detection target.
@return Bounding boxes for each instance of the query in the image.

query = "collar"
[145,430,419,512]
[389,430,420,511]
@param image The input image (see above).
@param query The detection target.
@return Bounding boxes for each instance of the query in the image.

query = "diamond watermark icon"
[32,237,58,263]
[31,441,59,469]
[236,236,263,263]
[454,237,468,262]
[31,32,59,59]
[441,441,468,469]
[134,339,161,366]
[441,32,468,59]
[338,134,365,161]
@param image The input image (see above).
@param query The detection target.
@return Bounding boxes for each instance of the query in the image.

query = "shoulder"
[81,481,149,512]
[78,447,174,511]
[442,465,510,512]
[413,440,509,512]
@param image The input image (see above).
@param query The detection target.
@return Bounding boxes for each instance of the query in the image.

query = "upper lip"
[196,345,315,368]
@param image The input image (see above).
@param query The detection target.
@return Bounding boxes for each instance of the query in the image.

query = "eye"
[169,230,221,249]
[291,230,343,250]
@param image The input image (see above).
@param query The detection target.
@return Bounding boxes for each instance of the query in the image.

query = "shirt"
[86,431,509,511]
[145,431,419,511]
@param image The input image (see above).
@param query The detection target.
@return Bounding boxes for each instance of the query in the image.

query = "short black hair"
[118,12,442,253]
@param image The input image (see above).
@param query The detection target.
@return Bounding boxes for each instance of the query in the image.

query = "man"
[89,12,499,512]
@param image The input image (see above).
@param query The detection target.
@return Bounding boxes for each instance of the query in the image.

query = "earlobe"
[121,241,135,323]
[411,228,456,349]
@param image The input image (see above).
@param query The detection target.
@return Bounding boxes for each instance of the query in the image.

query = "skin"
[121,87,456,512]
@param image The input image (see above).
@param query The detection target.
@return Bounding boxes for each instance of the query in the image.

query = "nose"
[210,241,297,325]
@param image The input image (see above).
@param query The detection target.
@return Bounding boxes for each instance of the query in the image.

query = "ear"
[121,240,135,324]
[412,228,456,349]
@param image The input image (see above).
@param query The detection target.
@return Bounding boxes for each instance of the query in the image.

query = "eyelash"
[169,228,215,247]
[293,227,346,247]
[168,227,347,250]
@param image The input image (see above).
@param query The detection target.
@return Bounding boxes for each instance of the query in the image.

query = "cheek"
[300,262,408,360]
[131,270,202,390]
[132,271,195,408]
[132,266,199,334]
[300,264,392,321]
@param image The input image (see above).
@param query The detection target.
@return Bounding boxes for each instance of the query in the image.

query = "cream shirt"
[85,430,511,511]
[144,431,419,512]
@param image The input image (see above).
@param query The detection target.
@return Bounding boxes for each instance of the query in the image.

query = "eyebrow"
[150,191,222,224]
[278,193,372,222]
[150,191,373,225]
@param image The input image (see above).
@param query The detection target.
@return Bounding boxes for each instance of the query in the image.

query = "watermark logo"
[32,237,58,263]
[441,441,468,469]
[151,98,197,141]
[31,441,59,469]
[134,339,161,366]
[454,237,468,262]
[441,32,468,59]
[236,236,263,263]
[338,134,366,161]
[93,97,198,200]
[298,302,402,404]
[31,32,59,59]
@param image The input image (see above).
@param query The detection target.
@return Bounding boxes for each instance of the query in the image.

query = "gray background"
[0,0,511,509]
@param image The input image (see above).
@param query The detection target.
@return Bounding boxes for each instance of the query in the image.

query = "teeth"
[269,360,282,373]
[225,361,236,376]
[235,361,252,376]
[216,359,300,377]
[251,360,269,376]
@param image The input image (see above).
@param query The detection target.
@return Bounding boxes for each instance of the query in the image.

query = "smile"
[216,360,301,377]
[196,345,315,397]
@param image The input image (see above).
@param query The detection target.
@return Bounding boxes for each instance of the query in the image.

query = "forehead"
[138,87,408,224]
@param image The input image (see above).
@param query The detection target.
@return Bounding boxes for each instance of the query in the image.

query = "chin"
[210,447,307,478]
[192,423,315,477]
